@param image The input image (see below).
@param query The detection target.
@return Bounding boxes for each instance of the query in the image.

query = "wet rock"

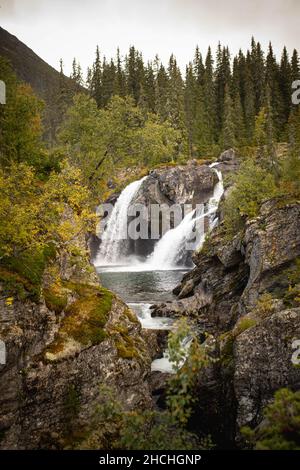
[141,329,168,361]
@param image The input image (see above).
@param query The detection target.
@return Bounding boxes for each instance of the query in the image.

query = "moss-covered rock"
[45,283,113,361]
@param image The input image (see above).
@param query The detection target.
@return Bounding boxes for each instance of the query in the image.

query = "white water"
[128,303,174,330]
[146,166,224,269]
[145,208,199,269]
[151,336,193,373]
[95,177,146,265]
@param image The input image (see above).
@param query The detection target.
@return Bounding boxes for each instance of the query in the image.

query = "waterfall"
[95,176,146,265]
[95,165,224,269]
[146,208,201,269]
[147,166,224,269]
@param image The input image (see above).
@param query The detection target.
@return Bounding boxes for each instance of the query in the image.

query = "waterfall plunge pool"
[96,267,190,372]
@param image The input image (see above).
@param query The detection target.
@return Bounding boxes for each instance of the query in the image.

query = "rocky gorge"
[152,182,300,446]
[1,149,300,449]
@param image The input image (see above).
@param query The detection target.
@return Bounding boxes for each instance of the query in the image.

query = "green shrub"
[253,293,275,318]
[234,317,257,336]
[223,160,277,236]
[242,388,300,450]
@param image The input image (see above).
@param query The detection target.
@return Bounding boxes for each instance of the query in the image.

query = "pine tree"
[279,47,292,129]
[91,46,102,107]
[203,46,216,145]
[291,49,300,81]
[221,85,236,149]
[166,55,187,159]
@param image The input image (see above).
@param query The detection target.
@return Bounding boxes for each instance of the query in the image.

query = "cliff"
[0,230,152,449]
[154,196,300,446]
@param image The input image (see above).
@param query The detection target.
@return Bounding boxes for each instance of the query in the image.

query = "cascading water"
[145,207,203,269]
[95,176,147,265]
[146,166,224,269]
[151,336,193,373]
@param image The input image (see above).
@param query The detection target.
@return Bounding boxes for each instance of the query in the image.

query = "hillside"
[0,27,77,142]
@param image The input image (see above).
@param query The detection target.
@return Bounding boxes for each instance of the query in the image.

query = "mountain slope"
[0,27,78,141]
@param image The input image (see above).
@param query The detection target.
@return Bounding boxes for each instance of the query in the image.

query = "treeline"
[66,38,300,156]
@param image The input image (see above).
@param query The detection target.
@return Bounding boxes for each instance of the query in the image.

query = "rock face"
[134,161,218,207]
[234,308,300,434]
[152,200,300,446]
[0,236,152,449]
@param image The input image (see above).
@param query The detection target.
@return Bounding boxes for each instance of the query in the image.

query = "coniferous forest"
[66,39,300,157]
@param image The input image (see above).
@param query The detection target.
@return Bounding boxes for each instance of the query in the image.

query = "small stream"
[97,267,186,372]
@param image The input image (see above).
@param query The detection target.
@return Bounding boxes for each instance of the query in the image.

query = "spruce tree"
[166,55,187,159]
[144,62,156,113]
[254,86,279,178]
[184,62,197,156]
[279,47,292,128]
[203,46,216,145]
[250,38,265,114]
[221,85,236,150]
[114,48,126,97]
[91,46,102,107]
[265,42,284,138]
[291,49,300,81]
[243,51,256,143]
[215,44,231,135]
[155,60,169,122]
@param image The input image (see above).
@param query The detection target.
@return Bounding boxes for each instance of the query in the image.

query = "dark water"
[96,268,187,304]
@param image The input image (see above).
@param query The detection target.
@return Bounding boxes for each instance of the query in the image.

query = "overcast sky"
[1,0,299,76]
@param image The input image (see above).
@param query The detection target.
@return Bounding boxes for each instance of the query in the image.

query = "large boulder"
[134,161,219,207]
[0,232,152,449]
[234,308,300,433]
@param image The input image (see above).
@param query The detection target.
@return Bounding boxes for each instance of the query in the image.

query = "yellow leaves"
[0,160,94,260]
[5,297,13,306]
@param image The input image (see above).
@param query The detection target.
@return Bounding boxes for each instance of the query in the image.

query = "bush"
[223,159,277,236]
[242,388,300,450]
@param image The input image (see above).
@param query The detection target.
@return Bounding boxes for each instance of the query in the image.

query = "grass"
[43,283,68,314]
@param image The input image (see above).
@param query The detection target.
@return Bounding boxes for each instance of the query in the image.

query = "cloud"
[0,0,299,75]
[0,0,41,18]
